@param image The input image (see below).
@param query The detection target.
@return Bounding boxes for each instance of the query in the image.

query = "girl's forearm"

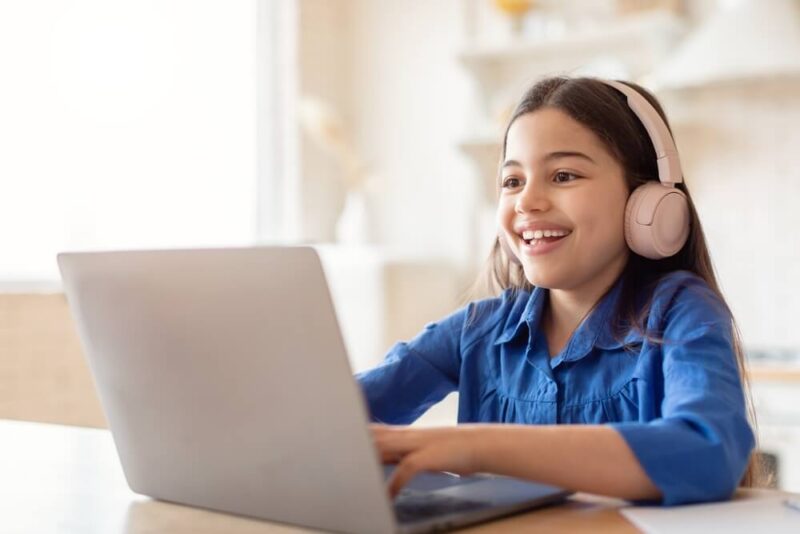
[469,424,661,501]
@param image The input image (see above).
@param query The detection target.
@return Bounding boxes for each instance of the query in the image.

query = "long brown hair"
[467,76,764,487]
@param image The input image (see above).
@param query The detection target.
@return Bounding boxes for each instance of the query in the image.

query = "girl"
[356,76,758,506]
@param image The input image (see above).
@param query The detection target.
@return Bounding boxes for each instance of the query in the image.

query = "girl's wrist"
[465,424,498,473]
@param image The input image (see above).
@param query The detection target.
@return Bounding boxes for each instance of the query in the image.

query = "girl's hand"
[369,424,486,498]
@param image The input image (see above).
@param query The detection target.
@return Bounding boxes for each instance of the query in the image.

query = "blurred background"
[1,0,799,490]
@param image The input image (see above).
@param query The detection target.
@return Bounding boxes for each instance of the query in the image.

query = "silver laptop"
[57,246,571,534]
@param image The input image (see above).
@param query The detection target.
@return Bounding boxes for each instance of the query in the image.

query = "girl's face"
[497,108,630,291]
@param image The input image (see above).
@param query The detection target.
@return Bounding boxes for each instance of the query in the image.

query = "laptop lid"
[58,246,397,534]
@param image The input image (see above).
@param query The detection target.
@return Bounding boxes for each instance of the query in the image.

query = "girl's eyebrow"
[502,151,597,168]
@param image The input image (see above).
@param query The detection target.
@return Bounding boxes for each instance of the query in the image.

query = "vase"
[335,189,375,245]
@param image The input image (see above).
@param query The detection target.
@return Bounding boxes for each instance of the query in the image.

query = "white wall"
[665,82,800,349]
[347,0,478,267]
[0,0,258,280]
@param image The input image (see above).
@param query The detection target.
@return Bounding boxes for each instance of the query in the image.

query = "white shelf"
[456,10,689,211]
[458,10,687,110]
[652,70,800,94]
[459,10,686,70]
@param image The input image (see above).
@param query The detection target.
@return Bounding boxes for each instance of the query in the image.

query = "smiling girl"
[356,76,758,505]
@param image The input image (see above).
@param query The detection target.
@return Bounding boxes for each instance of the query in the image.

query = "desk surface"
[0,419,783,534]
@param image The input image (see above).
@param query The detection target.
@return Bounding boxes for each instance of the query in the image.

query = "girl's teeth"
[521,229,570,240]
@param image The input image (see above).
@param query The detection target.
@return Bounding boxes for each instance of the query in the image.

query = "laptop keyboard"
[393,490,487,523]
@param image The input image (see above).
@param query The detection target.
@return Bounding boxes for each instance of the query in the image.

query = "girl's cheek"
[496,202,515,225]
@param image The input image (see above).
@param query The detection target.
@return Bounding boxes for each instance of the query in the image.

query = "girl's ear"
[497,234,522,265]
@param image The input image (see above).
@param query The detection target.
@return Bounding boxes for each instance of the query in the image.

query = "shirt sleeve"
[354,305,469,425]
[610,277,755,505]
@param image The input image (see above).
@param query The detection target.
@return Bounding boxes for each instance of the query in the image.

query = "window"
[0,0,263,281]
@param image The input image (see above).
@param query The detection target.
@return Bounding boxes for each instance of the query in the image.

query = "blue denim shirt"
[356,270,755,506]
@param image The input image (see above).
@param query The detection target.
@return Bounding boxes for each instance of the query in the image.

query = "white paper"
[621,494,800,534]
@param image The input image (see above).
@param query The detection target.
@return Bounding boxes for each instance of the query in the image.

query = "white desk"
[0,419,307,534]
[1,418,788,533]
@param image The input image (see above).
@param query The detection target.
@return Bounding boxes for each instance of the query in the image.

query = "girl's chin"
[520,266,566,289]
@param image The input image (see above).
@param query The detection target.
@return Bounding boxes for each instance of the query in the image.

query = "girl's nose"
[515,179,551,214]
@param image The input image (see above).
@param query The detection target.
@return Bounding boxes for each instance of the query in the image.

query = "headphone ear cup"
[625,182,690,260]
[497,233,522,265]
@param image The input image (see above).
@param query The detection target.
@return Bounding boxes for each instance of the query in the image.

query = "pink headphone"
[605,79,690,260]
[500,79,690,262]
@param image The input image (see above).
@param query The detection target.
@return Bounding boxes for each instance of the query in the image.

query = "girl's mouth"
[519,229,571,256]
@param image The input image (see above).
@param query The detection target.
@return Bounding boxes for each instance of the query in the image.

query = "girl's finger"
[380,449,405,463]
[373,429,421,456]
[387,451,429,498]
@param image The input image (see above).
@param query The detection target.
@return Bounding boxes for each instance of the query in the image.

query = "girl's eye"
[502,176,522,189]
[553,171,579,183]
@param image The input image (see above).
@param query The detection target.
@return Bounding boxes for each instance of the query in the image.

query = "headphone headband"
[600,80,683,186]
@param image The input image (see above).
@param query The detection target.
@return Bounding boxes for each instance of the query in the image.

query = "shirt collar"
[493,286,547,346]
[494,276,634,361]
